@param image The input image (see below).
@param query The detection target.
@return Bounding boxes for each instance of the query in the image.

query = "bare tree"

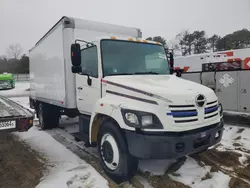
[6,44,23,59]
[168,38,180,50]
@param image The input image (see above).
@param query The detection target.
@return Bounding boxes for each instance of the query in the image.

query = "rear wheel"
[38,103,60,130]
[97,120,138,181]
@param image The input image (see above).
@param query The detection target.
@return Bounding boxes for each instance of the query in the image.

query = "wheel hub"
[102,141,114,163]
[100,133,120,170]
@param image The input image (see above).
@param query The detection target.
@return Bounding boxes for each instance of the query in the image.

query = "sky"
[1,0,250,56]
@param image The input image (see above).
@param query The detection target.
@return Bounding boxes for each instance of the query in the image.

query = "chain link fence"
[13,74,30,82]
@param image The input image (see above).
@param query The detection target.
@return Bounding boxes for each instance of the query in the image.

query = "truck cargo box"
[29,16,142,109]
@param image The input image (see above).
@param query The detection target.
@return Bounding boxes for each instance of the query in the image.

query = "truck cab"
[70,36,224,180]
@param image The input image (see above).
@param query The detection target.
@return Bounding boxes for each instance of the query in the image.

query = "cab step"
[72,132,97,147]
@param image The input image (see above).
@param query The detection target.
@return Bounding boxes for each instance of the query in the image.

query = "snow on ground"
[216,124,250,165]
[0,82,30,97]
[15,126,109,188]
[169,157,230,188]
[217,125,250,151]
[139,159,176,175]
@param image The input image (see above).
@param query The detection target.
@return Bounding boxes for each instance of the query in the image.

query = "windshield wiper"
[134,71,159,75]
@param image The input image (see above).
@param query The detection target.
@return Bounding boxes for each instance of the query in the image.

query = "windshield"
[101,40,170,76]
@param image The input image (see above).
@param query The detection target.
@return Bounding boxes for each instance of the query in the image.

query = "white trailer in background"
[174,48,250,113]
[29,16,224,181]
[174,48,250,72]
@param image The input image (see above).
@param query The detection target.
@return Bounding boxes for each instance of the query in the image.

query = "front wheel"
[97,120,138,181]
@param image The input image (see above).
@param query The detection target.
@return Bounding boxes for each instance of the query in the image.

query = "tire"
[38,103,60,130]
[97,120,138,181]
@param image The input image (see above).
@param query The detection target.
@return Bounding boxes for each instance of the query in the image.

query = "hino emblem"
[195,94,206,107]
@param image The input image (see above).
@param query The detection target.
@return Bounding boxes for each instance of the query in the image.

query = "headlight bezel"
[121,109,163,129]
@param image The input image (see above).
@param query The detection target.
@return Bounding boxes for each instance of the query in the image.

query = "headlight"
[121,109,163,129]
[125,112,139,125]
[141,115,153,127]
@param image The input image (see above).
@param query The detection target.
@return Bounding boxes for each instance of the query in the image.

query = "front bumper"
[125,120,224,159]
[0,83,12,89]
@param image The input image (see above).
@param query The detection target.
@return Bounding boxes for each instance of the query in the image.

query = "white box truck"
[29,16,224,181]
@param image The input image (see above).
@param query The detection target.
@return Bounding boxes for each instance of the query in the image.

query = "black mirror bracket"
[87,75,92,86]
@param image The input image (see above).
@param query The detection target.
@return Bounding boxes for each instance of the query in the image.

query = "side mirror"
[71,43,81,66]
[169,52,174,70]
[71,65,82,74]
[72,66,92,86]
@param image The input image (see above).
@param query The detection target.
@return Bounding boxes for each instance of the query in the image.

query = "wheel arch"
[89,113,122,144]
[89,98,135,144]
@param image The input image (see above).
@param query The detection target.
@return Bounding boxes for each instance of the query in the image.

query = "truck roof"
[88,36,164,45]
[30,16,142,51]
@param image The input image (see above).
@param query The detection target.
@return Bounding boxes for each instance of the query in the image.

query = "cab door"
[76,45,101,115]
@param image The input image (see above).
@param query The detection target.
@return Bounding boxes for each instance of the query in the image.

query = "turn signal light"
[29,119,33,126]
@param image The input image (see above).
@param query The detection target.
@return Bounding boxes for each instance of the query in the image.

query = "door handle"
[78,87,83,90]
[241,89,247,93]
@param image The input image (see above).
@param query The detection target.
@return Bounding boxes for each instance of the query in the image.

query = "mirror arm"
[87,75,92,86]
[75,39,95,46]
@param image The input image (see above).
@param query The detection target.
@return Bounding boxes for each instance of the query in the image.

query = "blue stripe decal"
[167,111,197,117]
[205,106,218,113]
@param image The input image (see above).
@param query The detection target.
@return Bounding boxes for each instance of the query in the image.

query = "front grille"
[205,105,218,114]
[175,119,198,123]
[205,113,218,119]
[204,100,219,119]
[207,100,217,105]
[168,100,219,123]
[169,104,194,108]
[168,104,198,123]
[168,110,197,117]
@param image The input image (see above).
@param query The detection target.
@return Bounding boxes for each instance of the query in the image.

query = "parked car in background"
[0,72,15,90]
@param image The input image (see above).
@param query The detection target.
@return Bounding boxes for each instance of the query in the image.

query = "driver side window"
[80,46,98,78]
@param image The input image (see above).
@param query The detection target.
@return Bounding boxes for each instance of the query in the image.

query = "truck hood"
[104,75,216,103]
